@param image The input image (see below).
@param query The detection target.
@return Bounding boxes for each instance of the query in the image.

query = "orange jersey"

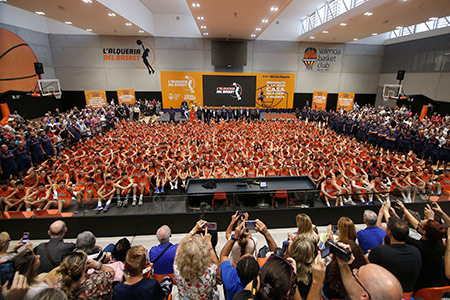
[0,187,12,198]
[56,186,71,200]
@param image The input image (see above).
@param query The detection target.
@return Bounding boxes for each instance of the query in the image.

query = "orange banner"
[419,105,428,121]
[337,92,355,111]
[255,73,295,109]
[117,89,136,105]
[160,71,203,109]
[160,71,295,109]
[312,91,328,110]
[84,90,107,108]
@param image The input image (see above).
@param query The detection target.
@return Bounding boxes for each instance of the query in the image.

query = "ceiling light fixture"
[310,36,315,39]
[0,0,8,2]
[353,38,358,41]
[251,34,256,37]
[192,3,200,7]
[86,29,92,32]
[270,6,278,12]
[203,32,208,36]
[35,11,46,15]
[256,27,261,31]
[197,16,204,20]
[340,22,347,26]
[371,33,378,36]
[65,21,72,25]
[200,25,206,29]
[139,30,144,33]
[262,19,268,23]
[108,13,116,17]
[82,0,92,3]
[364,12,373,16]
[125,23,132,26]
[428,17,438,21]
[322,30,328,33]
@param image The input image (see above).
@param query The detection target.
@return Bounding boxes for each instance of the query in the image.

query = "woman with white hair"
[75,231,108,263]
[174,220,219,299]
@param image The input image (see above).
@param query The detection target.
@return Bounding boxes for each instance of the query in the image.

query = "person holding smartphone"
[0,232,25,261]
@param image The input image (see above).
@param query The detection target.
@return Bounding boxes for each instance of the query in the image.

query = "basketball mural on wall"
[0,29,39,93]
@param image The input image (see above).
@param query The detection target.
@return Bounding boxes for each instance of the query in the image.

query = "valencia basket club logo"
[216,82,242,101]
[302,47,318,70]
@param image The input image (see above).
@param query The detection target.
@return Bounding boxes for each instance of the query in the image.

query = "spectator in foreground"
[55,251,115,299]
[220,219,275,300]
[112,246,167,300]
[369,215,421,293]
[13,248,49,299]
[356,210,386,254]
[397,200,447,291]
[149,225,178,277]
[174,220,219,299]
[107,238,131,283]
[283,213,319,251]
[336,242,403,300]
[34,220,75,273]
[323,217,367,299]
[75,231,108,262]
[0,231,25,260]
[1,271,29,300]
[32,288,68,300]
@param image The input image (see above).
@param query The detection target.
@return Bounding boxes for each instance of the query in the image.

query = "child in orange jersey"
[25,182,52,211]
[4,180,30,212]
[0,180,13,211]
[48,179,75,213]
[96,176,116,212]
[133,169,150,206]
[321,175,342,207]
[115,172,134,207]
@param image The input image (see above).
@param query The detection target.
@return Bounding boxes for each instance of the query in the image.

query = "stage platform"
[1,186,446,239]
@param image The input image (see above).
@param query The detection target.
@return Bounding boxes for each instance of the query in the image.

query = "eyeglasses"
[352,268,372,300]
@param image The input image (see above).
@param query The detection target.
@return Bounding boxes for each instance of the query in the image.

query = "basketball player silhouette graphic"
[232,82,241,100]
[136,40,154,75]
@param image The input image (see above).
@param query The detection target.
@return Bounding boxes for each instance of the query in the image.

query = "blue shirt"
[357,226,386,254]
[221,260,244,300]
[149,243,178,275]
[113,278,165,300]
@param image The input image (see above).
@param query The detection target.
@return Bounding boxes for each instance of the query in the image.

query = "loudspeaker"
[34,62,44,75]
[396,70,405,81]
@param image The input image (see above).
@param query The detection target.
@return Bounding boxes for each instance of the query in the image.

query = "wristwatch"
[231,234,239,241]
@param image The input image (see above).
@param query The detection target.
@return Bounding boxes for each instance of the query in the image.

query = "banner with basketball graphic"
[337,92,355,111]
[161,71,295,109]
[160,71,203,109]
[312,91,328,111]
[84,90,107,108]
[117,89,136,105]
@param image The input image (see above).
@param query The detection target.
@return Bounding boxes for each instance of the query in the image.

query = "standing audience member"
[33,220,75,273]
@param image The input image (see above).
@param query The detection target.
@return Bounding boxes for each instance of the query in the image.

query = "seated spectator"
[397,200,447,290]
[174,220,219,299]
[369,214,421,293]
[13,248,49,299]
[32,288,68,300]
[220,219,275,300]
[336,242,403,300]
[149,225,178,276]
[357,210,386,254]
[287,235,317,299]
[107,238,131,283]
[225,212,258,267]
[283,213,319,251]
[112,246,168,300]
[323,217,367,299]
[75,231,108,262]
[55,250,115,299]
[33,220,75,274]
[0,231,25,260]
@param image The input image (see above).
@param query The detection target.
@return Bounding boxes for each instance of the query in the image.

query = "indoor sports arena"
[1,0,450,299]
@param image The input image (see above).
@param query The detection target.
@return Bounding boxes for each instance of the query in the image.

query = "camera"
[321,239,351,262]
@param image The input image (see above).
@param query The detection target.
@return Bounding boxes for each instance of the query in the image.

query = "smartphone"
[22,232,29,244]
[206,222,217,231]
[244,220,257,231]
[0,260,15,286]
[331,225,338,235]
[321,247,331,258]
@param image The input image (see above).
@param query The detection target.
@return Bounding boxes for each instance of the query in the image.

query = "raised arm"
[225,211,240,240]
[255,219,277,251]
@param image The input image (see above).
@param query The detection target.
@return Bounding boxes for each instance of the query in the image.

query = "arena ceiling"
[3,0,450,43]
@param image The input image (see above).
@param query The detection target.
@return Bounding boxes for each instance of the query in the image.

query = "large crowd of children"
[0,102,449,213]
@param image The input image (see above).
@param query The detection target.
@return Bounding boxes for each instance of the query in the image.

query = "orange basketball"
[0,28,38,93]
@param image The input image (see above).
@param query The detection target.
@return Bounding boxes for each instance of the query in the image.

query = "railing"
[390,16,450,39]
